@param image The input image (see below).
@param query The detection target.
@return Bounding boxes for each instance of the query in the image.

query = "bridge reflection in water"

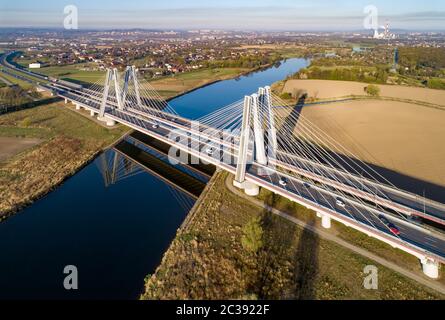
[96,133,215,208]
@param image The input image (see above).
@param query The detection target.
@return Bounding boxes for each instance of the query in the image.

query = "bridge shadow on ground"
[255,193,319,300]
[279,94,306,142]
[293,217,319,300]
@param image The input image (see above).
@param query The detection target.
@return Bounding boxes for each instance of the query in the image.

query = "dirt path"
[0,136,42,161]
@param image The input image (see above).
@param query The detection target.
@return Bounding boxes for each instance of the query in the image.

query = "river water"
[0,58,309,299]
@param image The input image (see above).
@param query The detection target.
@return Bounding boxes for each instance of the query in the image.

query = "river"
[0,58,309,299]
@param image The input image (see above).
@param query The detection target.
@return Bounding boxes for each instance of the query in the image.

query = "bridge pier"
[97,116,116,127]
[233,180,260,197]
[321,214,331,229]
[421,258,440,279]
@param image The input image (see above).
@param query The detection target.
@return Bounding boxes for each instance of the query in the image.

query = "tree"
[241,216,263,253]
[366,84,380,97]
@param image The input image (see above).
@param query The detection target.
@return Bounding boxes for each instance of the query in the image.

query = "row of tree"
[294,66,389,84]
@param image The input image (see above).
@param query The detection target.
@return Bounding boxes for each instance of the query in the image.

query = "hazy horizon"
[0,0,444,31]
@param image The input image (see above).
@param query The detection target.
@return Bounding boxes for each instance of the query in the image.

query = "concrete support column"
[64,98,68,104]
[316,212,322,218]
[421,258,440,279]
[97,116,116,127]
[75,104,81,110]
[321,214,331,229]
[90,110,96,117]
[243,181,260,197]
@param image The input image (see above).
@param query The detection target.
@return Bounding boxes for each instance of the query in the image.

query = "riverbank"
[0,101,129,220]
[151,63,280,100]
[141,171,444,300]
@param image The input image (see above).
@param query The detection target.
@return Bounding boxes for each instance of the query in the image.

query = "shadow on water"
[293,217,319,300]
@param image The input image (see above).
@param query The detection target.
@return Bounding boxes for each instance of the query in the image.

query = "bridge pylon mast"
[112,68,124,110]
[99,68,113,118]
[233,95,260,196]
[263,86,277,162]
[120,65,143,108]
[121,66,131,107]
[234,96,252,186]
[252,93,267,172]
[132,66,143,107]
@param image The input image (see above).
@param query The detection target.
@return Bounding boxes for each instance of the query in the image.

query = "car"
[389,225,401,236]
[379,215,401,236]
[279,177,288,187]
[206,147,214,156]
[152,123,159,129]
[303,182,311,188]
[336,198,346,208]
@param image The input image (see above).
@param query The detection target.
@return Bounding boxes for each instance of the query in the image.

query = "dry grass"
[0,102,129,217]
[141,172,444,300]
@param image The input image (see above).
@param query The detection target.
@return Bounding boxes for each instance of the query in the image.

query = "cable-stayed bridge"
[6,60,445,279]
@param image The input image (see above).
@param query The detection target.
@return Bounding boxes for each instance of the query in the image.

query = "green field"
[32,65,104,85]
[149,67,249,98]
[15,59,105,85]
[0,70,33,89]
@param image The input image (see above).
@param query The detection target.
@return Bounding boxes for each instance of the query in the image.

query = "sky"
[0,0,444,31]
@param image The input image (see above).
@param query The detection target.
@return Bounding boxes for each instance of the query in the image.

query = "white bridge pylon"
[234,86,277,196]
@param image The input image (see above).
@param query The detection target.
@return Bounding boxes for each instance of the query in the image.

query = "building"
[29,62,41,69]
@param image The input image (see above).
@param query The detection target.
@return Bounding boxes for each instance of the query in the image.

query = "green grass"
[29,64,105,85]
[0,126,51,139]
[0,102,128,142]
[0,71,33,89]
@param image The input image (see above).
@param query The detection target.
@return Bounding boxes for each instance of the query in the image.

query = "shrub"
[241,216,263,253]
[365,84,380,97]
[280,92,292,100]
[19,117,32,127]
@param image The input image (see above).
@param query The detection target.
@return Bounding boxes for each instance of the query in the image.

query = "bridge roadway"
[56,88,445,264]
[60,84,445,227]
[2,51,444,226]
